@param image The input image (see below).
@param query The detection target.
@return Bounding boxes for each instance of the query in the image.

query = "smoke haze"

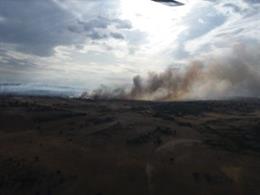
[83,42,260,101]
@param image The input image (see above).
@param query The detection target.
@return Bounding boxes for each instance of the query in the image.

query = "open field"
[0,96,260,195]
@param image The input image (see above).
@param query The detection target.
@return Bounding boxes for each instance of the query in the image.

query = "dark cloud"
[244,0,260,4]
[67,17,130,40]
[0,0,132,56]
[110,32,125,40]
[0,0,79,56]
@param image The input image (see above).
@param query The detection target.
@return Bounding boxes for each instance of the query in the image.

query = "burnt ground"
[0,96,260,195]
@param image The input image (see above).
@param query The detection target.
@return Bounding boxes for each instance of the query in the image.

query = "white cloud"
[184,0,260,58]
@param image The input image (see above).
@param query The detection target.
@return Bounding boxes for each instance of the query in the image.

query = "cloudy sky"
[0,0,260,93]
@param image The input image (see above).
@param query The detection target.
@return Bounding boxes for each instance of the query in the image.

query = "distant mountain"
[0,83,83,97]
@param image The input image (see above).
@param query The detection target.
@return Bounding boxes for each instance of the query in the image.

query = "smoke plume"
[81,42,260,101]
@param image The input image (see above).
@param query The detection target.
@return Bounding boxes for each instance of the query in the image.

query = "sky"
[0,0,260,95]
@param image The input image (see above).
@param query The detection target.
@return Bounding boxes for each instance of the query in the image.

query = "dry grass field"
[0,96,260,195]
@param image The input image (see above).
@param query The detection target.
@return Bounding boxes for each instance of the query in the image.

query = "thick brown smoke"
[81,43,260,101]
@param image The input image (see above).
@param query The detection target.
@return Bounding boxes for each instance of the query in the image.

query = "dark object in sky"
[151,0,185,6]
